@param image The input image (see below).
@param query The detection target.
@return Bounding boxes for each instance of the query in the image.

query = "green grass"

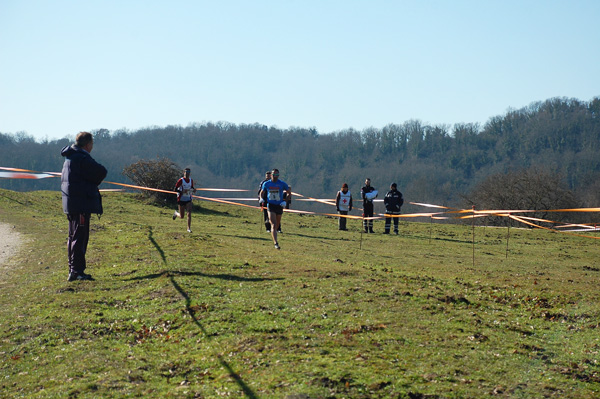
[1,189,599,398]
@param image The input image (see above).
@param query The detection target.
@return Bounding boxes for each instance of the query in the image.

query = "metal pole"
[360,215,364,250]
[506,215,511,259]
[472,206,475,268]
[429,215,433,245]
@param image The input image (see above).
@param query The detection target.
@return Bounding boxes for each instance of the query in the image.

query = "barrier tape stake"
[472,206,476,268]
[506,215,511,259]
[360,215,364,250]
[429,216,433,245]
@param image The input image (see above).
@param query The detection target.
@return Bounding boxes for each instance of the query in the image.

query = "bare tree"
[465,167,580,226]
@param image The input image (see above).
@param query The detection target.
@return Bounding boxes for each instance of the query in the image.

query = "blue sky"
[1,1,599,141]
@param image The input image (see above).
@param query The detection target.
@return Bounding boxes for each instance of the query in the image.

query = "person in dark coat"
[61,132,107,281]
[383,182,404,234]
[361,178,377,233]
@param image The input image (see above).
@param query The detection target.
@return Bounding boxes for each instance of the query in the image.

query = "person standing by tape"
[335,183,353,231]
[383,182,404,234]
[260,168,291,249]
[61,132,107,282]
[361,178,377,233]
[172,168,197,233]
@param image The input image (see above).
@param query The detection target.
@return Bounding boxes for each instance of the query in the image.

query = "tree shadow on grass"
[169,275,259,399]
[148,226,166,264]
[0,191,30,206]
[213,232,271,242]
[195,205,238,217]
[144,225,260,399]
[290,232,363,242]
[126,270,283,283]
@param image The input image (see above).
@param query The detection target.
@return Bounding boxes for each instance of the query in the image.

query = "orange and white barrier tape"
[0,171,57,179]
[2,165,599,238]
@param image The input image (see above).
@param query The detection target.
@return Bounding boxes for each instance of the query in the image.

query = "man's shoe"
[383,231,390,234]
[274,243,280,250]
[68,272,94,281]
[266,229,271,233]
[172,211,177,220]
[187,229,192,233]
[277,228,282,233]
[395,231,399,235]
[79,272,94,281]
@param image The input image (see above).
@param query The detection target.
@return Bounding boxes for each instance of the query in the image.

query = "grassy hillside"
[1,189,599,398]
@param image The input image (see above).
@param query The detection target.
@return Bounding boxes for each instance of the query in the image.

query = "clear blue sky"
[1,0,599,141]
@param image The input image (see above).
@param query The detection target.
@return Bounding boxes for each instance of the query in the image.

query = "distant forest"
[1,96,599,214]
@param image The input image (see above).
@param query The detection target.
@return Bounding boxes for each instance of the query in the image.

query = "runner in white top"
[172,168,197,233]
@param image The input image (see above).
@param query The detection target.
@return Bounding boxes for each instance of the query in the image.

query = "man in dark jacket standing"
[383,183,404,234]
[61,132,107,281]
[361,178,377,233]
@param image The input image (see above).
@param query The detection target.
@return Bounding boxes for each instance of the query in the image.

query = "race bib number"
[268,188,281,202]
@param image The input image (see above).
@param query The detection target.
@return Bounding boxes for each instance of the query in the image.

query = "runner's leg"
[186,202,192,230]
[268,211,278,244]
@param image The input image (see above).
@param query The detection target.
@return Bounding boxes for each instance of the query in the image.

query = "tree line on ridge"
[1,96,599,223]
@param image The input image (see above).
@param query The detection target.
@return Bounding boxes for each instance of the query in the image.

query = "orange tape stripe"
[292,191,337,207]
[106,181,175,195]
[196,188,248,192]
[410,202,458,210]
[191,194,260,209]
[0,171,58,179]
[0,166,60,175]
[509,214,600,240]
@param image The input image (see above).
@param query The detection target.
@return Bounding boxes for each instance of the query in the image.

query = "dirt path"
[0,222,23,270]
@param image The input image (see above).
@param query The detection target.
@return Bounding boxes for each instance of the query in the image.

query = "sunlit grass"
[1,189,599,398]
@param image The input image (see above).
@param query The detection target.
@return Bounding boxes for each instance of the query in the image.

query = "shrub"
[122,158,181,204]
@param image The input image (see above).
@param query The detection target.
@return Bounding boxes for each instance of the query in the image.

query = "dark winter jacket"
[361,185,376,205]
[61,145,107,215]
[384,189,404,213]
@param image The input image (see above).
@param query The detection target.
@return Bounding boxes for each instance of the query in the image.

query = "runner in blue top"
[260,168,291,249]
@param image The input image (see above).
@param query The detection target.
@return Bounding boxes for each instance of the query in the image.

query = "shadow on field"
[169,276,259,399]
[0,191,30,206]
[284,232,355,241]
[195,205,238,217]
[142,226,260,399]
[147,226,166,264]
[216,233,271,241]
[127,270,283,283]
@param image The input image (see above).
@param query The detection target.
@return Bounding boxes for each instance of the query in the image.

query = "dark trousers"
[363,202,374,231]
[67,213,90,274]
[385,212,400,233]
[263,207,270,231]
[263,207,282,231]
[338,210,348,230]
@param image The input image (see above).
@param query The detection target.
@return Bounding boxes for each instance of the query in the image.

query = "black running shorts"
[267,203,284,215]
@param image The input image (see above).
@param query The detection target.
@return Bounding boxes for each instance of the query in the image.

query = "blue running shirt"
[261,180,289,206]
